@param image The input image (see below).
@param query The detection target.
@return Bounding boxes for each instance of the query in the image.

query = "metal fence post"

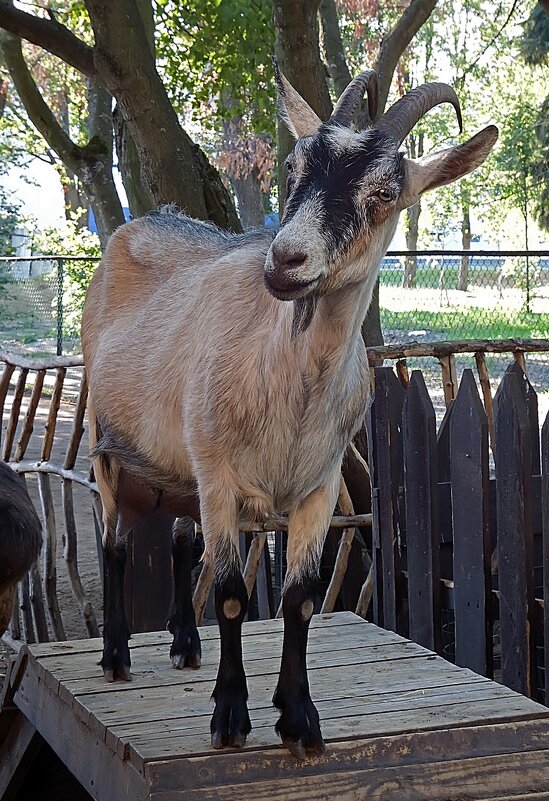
[56,258,63,356]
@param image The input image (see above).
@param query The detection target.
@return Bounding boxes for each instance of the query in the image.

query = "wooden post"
[494,370,535,696]
[542,412,549,704]
[366,367,405,633]
[402,370,441,653]
[450,369,492,677]
[474,352,495,454]
[438,354,458,408]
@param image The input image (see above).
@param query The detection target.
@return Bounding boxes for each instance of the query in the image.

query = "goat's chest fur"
[83,220,371,520]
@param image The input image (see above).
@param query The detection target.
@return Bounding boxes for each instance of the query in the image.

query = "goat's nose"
[270,246,307,274]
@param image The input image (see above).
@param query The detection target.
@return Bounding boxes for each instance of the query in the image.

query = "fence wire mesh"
[1,250,547,361]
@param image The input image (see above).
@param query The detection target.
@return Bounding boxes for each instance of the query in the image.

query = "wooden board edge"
[144,716,549,793]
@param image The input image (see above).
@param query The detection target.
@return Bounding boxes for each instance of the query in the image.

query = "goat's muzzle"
[264,244,321,301]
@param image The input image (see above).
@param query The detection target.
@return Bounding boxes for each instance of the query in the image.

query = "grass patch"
[380,307,549,340]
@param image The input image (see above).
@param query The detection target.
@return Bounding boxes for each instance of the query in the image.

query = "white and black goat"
[82,68,497,758]
[0,461,42,635]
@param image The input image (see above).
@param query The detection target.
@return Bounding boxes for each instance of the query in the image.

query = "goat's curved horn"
[376,82,463,144]
[329,70,378,127]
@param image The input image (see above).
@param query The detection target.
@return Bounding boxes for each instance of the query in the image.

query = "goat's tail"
[88,397,119,545]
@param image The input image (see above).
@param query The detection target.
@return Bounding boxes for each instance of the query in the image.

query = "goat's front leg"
[101,523,131,682]
[273,475,340,759]
[201,488,251,749]
[168,516,201,669]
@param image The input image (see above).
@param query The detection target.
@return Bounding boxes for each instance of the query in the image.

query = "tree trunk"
[231,169,264,229]
[272,0,332,207]
[458,205,471,291]
[403,201,421,288]
[85,0,240,231]
[113,103,154,217]
[319,0,352,98]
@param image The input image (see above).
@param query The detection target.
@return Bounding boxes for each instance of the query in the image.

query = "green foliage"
[155,0,275,137]
[34,214,100,339]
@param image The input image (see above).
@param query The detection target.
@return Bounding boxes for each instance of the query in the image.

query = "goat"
[0,461,42,635]
[81,68,497,758]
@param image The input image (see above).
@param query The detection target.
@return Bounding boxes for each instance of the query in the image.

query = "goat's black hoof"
[274,694,324,759]
[100,638,131,682]
[169,624,202,670]
[210,696,251,750]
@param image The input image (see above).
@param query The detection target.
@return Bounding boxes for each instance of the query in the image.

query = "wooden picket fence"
[367,359,549,702]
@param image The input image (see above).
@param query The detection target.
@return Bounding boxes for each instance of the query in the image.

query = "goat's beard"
[291,295,318,338]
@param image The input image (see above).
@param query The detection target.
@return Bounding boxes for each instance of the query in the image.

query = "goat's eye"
[376,189,394,203]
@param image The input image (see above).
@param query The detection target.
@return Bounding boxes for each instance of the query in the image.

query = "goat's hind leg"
[101,521,131,682]
[167,516,201,669]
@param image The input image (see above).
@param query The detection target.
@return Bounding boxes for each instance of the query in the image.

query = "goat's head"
[264,65,498,322]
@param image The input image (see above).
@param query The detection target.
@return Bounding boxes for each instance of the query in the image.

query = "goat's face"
[264,67,498,308]
[265,124,405,301]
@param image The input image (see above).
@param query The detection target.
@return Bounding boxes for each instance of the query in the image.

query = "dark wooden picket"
[367,360,546,703]
[367,367,405,632]
[494,368,535,696]
[449,369,492,677]
[402,371,441,653]
[542,412,549,704]
[506,361,541,475]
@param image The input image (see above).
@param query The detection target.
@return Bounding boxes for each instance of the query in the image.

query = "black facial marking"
[282,127,405,256]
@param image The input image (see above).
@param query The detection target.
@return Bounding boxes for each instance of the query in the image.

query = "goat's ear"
[274,61,322,140]
[398,125,498,209]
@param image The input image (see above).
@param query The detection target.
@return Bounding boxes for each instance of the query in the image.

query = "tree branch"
[375,0,437,116]
[0,1,96,77]
[319,0,352,98]
[0,31,82,173]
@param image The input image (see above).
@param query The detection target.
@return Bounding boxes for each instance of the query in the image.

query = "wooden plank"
[543,411,549,705]
[145,719,549,794]
[494,370,535,696]
[38,626,417,685]
[506,361,540,475]
[26,611,369,659]
[110,683,521,747]
[130,692,549,762]
[367,367,405,632]
[145,750,549,801]
[0,709,40,801]
[12,657,146,801]
[450,369,492,677]
[63,650,482,703]
[97,679,495,733]
[403,370,441,653]
[54,641,429,701]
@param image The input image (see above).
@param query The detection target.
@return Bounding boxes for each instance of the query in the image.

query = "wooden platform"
[2,612,549,800]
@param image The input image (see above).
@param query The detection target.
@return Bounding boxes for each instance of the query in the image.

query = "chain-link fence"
[379,249,549,403]
[380,250,548,343]
[1,250,547,357]
[0,255,99,357]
